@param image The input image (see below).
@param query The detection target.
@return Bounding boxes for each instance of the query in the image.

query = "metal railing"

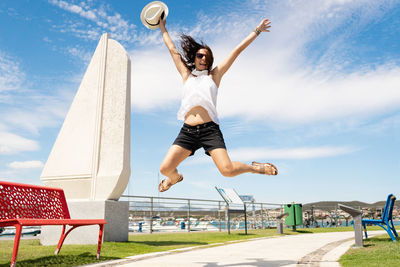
[121,195,284,233]
[121,195,400,233]
[302,204,400,228]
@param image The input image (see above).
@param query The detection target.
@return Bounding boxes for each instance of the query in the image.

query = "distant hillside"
[303,199,400,211]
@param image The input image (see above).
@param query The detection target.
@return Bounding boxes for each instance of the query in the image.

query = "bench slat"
[0,181,71,220]
[0,181,107,267]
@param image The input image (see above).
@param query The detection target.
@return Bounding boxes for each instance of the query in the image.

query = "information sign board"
[215,187,244,205]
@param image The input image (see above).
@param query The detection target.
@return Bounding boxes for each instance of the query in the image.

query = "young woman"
[158,17,277,192]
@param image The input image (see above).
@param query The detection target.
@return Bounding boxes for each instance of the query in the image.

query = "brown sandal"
[252,162,278,175]
[158,174,184,192]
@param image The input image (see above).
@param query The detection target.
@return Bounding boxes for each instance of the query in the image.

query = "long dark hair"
[180,34,214,72]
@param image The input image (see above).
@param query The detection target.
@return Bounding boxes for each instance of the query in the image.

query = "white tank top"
[177,71,219,124]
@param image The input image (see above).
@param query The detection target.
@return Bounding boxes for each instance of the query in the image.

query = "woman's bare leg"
[209,148,277,177]
[160,145,192,184]
[209,148,256,177]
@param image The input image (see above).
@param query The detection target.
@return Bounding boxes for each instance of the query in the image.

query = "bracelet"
[254,28,261,36]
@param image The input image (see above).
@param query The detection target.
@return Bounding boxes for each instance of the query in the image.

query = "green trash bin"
[284,203,303,230]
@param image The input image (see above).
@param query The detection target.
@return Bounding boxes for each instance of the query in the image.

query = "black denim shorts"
[173,121,226,156]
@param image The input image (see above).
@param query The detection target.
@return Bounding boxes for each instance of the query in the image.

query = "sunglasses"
[196,53,207,59]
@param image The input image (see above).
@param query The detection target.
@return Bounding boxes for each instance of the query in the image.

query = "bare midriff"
[184,106,212,126]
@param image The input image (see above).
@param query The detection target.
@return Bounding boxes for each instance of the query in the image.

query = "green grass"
[339,234,400,267]
[0,226,386,266]
[0,229,280,266]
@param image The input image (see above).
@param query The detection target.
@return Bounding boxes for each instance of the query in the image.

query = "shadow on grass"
[129,240,208,246]
[366,236,399,243]
[362,243,375,248]
[295,230,313,234]
[356,236,400,248]
[0,252,119,267]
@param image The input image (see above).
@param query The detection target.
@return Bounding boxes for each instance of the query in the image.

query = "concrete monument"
[40,33,131,244]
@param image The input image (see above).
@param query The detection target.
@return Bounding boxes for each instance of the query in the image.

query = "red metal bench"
[0,181,107,267]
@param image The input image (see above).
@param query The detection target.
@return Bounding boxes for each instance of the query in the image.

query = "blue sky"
[0,0,399,204]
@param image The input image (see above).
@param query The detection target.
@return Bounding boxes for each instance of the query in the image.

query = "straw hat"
[140,1,169,30]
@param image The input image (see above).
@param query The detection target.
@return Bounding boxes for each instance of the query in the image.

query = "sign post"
[215,187,247,235]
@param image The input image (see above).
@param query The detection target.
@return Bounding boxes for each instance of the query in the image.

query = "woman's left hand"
[256,18,271,33]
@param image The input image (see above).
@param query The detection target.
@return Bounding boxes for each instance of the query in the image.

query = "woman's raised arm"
[159,19,190,81]
[212,18,271,86]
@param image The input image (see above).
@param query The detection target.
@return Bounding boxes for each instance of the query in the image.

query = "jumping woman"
[158,17,278,192]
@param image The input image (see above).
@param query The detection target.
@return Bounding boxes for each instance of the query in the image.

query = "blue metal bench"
[362,194,398,241]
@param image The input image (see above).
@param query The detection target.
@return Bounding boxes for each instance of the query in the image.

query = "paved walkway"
[87,230,384,267]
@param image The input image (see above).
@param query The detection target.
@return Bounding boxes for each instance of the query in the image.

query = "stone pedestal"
[40,200,128,245]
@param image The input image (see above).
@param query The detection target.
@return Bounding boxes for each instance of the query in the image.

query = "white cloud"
[8,160,44,169]
[1,94,70,135]
[48,0,177,47]
[49,0,96,20]
[218,60,400,125]
[49,0,136,43]
[58,24,102,41]
[363,113,400,134]
[0,48,69,141]
[130,48,182,111]
[0,131,39,154]
[66,46,92,64]
[186,145,357,165]
[0,52,25,92]
[228,146,358,161]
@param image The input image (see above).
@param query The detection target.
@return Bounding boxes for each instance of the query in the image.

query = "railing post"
[218,201,222,232]
[261,203,264,229]
[187,199,191,232]
[244,204,248,235]
[336,206,339,227]
[150,197,153,234]
[227,207,231,234]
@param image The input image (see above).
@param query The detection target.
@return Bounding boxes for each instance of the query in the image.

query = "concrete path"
[87,230,384,267]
